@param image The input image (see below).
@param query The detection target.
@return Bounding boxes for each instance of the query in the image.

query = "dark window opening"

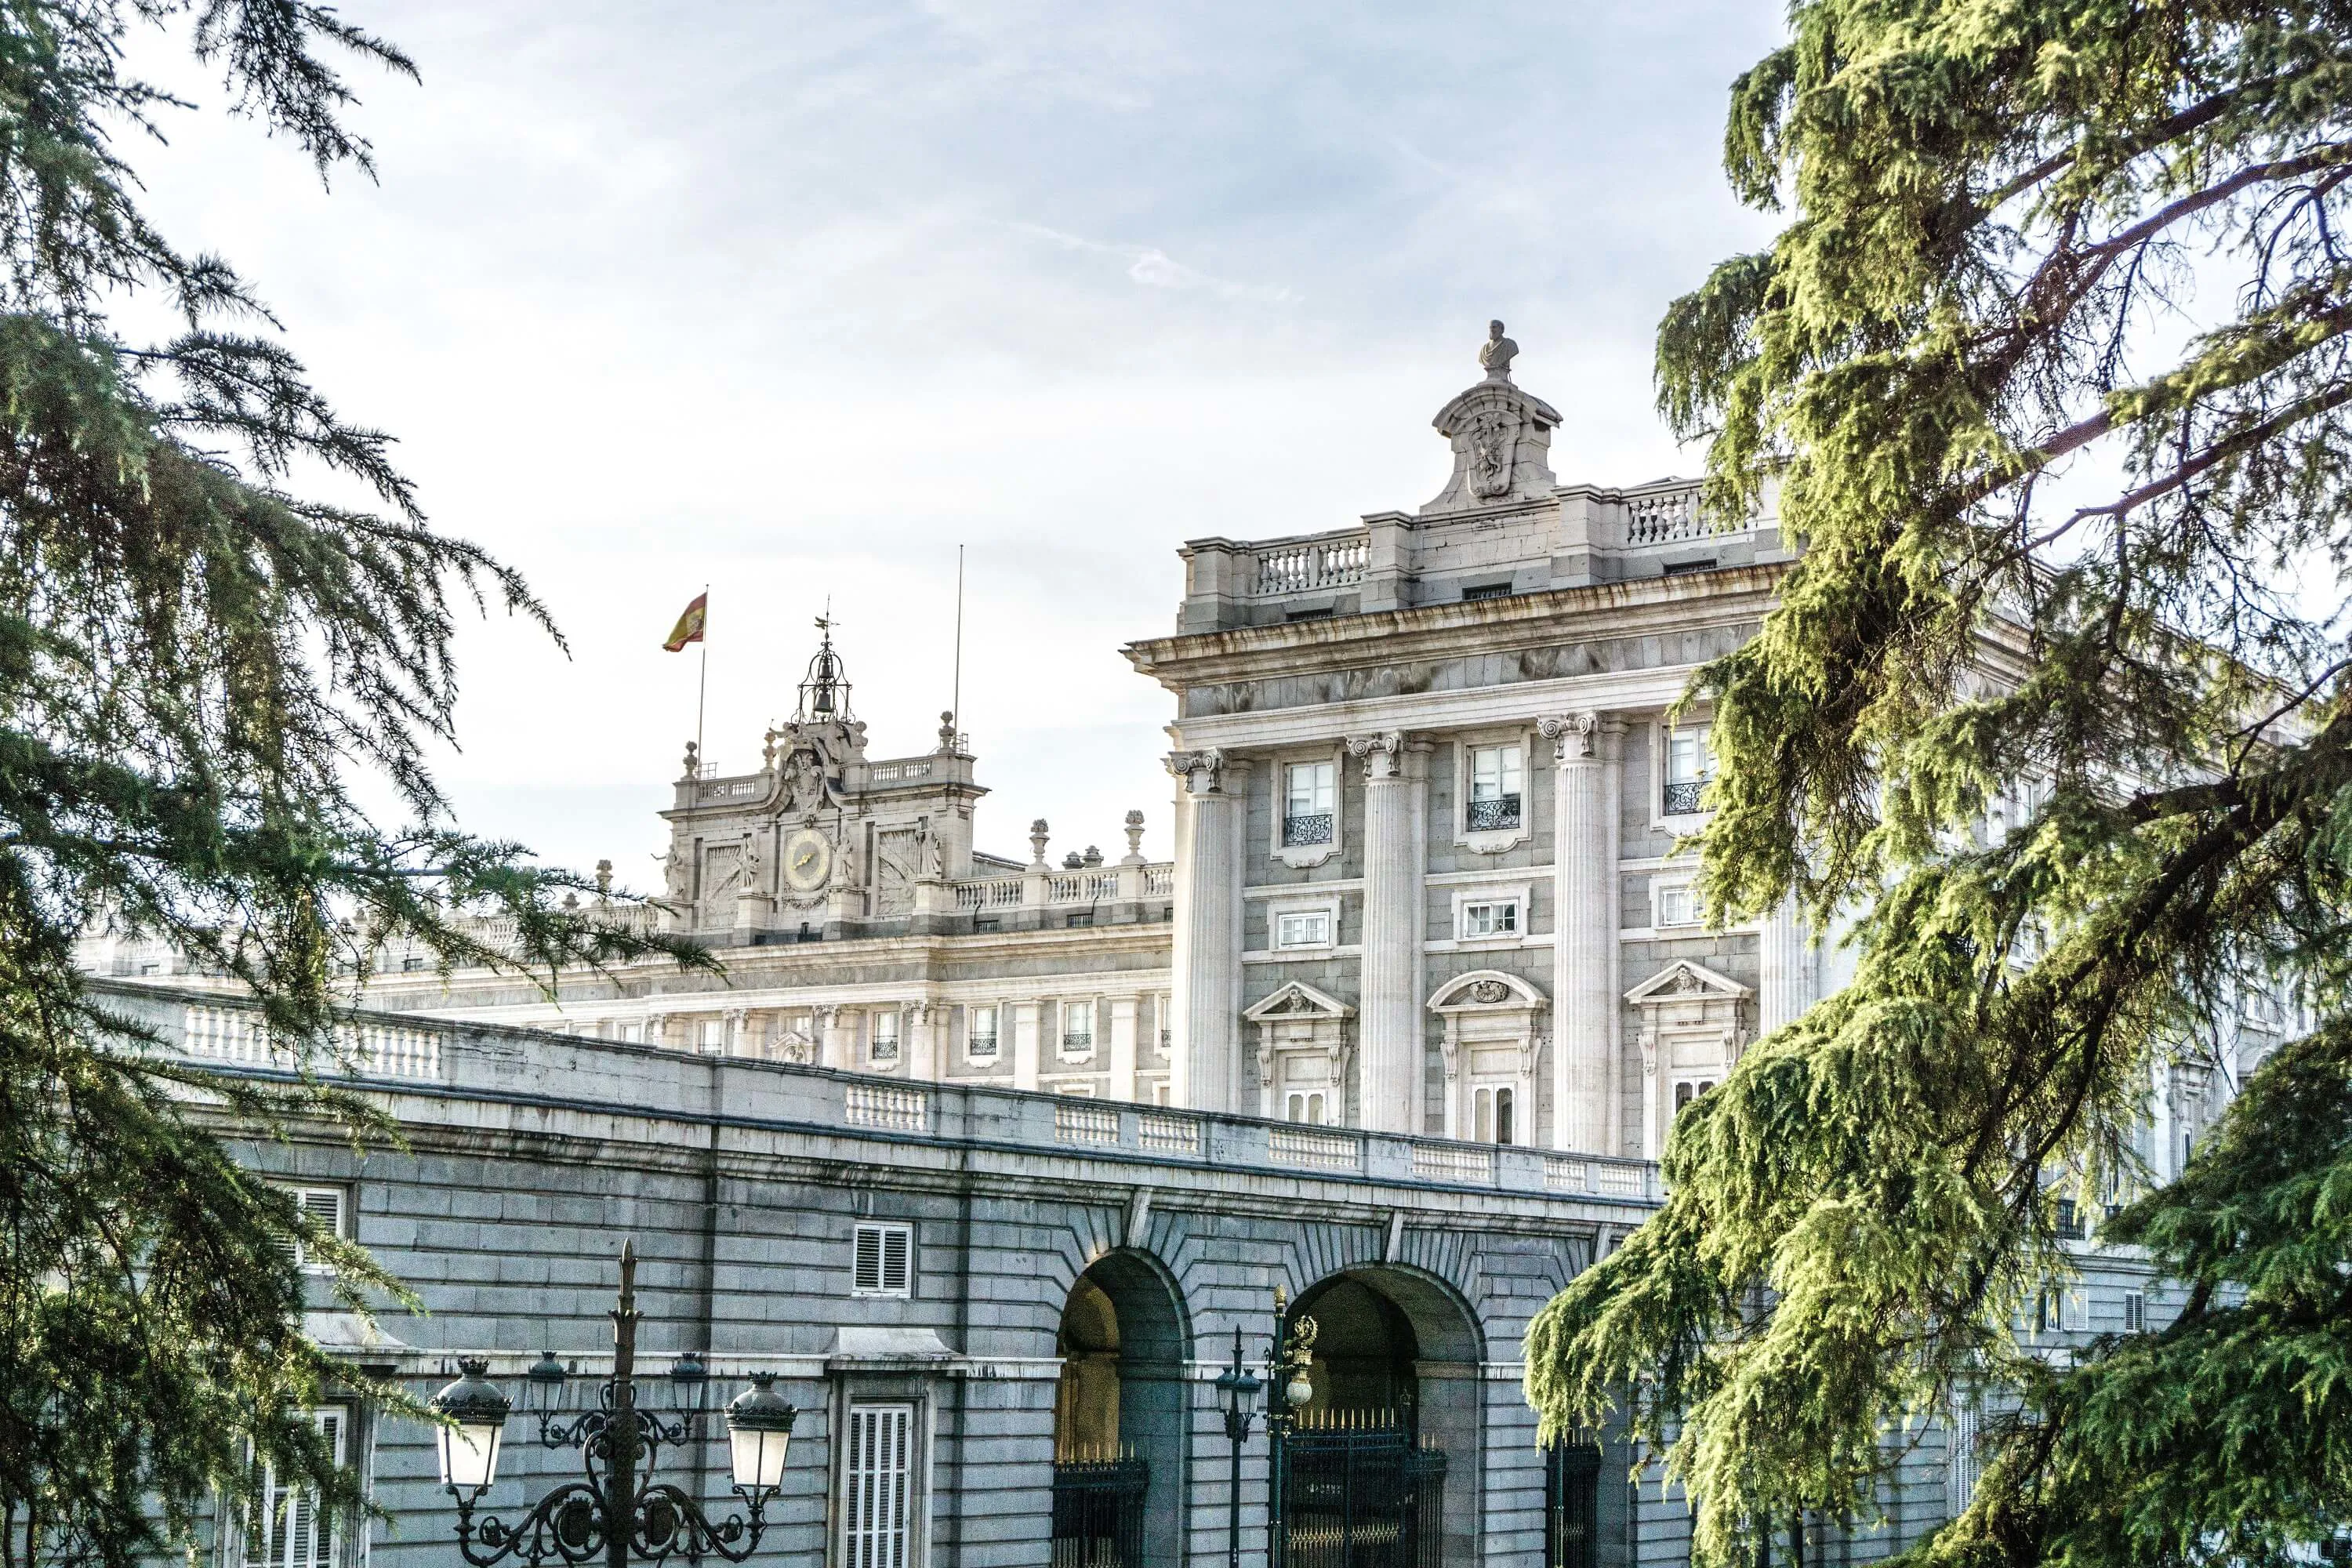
[973,915,1000,932]
[1287,607,1335,622]
[1662,558,1718,576]
[1065,911,1094,928]
[1462,582,1514,601]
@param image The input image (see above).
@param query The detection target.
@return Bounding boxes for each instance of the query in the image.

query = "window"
[698,1018,726,1055]
[1275,909,1332,949]
[1947,1403,1981,1514]
[2123,1290,2147,1334]
[967,1006,999,1062]
[1283,761,1336,847]
[1473,1086,1515,1145]
[1468,745,1523,831]
[869,1012,900,1065]
[2054,1198,2082,1240]
[840,1403,913,1568]
[253,1408,345,1568]
[1153,1080,1172,1106]
[1672,1079,1715,1117]
[1664,724,1713,815]
[851,1222,913,1298]
[1461,581,1514,602]
[1655,881,1702,928]
[972,915,1000,932]
[1062,1000,1094,1052]
[1461,900,1519,939]
[1661,557,1718,576]
[1286,607,1334,622]
[1064,911,1094,928]
[274,1185,347,1272]
[1285,1091,1327,1124]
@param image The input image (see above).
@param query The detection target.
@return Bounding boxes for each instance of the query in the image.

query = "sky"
[132,0,1788,889]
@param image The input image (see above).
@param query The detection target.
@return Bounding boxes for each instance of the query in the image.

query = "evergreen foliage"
[0,7,707,1566]
[1523,2,2352,1563]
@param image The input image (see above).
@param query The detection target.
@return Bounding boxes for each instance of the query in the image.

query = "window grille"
[1284,762,1336,847]
[1664,724,1713,815]
[851,1222,913,1298]
[841,1404,913,1568]
[256,1408,343,1568]
[1468,746,1523,831]
[869,1012,900,1064]
[274,1185,347,1271]
[967,1006,1000,1061]
[1461,581,1513,601]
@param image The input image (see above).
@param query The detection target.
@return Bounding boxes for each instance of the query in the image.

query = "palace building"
[88,327,2238,1568]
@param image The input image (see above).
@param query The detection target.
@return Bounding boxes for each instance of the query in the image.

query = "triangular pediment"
[1624,960,1751,1005]
[1243,980,1354,1022]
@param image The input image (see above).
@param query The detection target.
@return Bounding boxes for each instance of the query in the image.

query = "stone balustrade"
[116,980,1661,1205]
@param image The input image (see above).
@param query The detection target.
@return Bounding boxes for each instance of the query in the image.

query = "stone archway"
[1051,1250,1190,1566]
[1286,1265,1487,1568]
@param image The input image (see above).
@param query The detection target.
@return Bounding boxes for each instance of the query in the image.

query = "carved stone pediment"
[1422,378,1563,514]
[1428,969,1547,1014]
[1243,981,1356,1022]
[1624,960,1751,1006]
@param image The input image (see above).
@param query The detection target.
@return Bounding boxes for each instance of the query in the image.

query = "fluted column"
[1543,712,1621,1152]
[1168,750,1245,1112]
[1759,895,1812,1036]
[1349,731,1422,1134]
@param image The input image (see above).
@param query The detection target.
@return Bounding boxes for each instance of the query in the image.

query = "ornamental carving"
[1468,978,1510,1004]
[1465,407,1519,499]
[1539,711,1600,761]
[1164,748,1227,794]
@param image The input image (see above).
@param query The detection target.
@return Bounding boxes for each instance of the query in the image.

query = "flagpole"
[694,583,709,772]
[950,546,965,745]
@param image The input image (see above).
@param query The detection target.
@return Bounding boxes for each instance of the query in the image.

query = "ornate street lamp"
[428,1241,798,1568]
[1263,1286,1317,1568]
[1214,1327,1262,1568]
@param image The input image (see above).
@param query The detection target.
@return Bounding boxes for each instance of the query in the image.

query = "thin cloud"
[1010,221,1298,304]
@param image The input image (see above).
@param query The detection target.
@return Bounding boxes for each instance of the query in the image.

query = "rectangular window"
[1664,724,1714,815]
[869,1012,900,1064]
[1062,1000,1094,1051]
[1461,581,1514,601]
[1468,745,1523,831]
[256,1408,344,1568]
[698,1018,726,1055]
[851,1222,913,1298]
[967,1006,999,1061]
[1283,761,1336,847]
[1275,910,1332,949]
[972,915,1000,932]
[2123,1290,2147,1334]
[840,1404,913,1568]
[1285,1091,1327,1125]
[1064,911,1094,928]
[1461,901,1519,939]
[1947,1403,1981,1514]
[1655,882,1701,928]
[273,1185,348,1272]
[1671,1080,1715,1118]
[1473,1085,1515,1145]
[2054,1198,2081,1240]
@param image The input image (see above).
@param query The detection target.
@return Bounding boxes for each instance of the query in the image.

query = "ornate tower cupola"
[795,615,856,724]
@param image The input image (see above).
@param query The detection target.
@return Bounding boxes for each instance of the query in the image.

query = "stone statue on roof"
[1479,319,1519,382]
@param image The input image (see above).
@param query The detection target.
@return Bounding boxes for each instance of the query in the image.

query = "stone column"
[1108,996,1139,1102]
[815,1004,849,1071]
[1349,731,1422,1134]
[1542,712,1621,1152]
[1758,895,1815,1037]
[1168,750,1245,1112]
[908,1003,938,1083]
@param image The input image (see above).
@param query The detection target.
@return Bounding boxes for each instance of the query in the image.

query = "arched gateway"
[1052,1250,1191,1567]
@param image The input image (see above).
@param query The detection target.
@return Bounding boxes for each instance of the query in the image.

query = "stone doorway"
[1051,1252,1189,1567]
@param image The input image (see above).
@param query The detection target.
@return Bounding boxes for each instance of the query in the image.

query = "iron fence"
[1276,1424,1446,1568]
[1051,1457,1148,1568]
[1544,1441,1600,1568]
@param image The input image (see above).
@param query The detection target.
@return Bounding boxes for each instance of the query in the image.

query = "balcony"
[1465,795,1520,832]
[1282,812,1334,848]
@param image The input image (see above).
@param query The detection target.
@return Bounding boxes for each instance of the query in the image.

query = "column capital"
[1345,730,1405,780]
[1165,748,1231,794]
[1539,710,1624,761]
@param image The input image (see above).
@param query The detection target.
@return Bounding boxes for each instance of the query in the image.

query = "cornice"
[1122,563,1788,691]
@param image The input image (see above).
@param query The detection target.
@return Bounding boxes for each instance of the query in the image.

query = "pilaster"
[1758,895,1813,1036]
[1108,997,1139,1102]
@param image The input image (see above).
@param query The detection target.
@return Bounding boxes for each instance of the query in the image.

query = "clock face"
[782,829,832,893]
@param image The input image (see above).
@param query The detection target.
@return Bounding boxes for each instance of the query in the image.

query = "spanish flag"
[662,593,708,652]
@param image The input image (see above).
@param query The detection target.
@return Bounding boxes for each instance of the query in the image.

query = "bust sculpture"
[1479,319,1519,381]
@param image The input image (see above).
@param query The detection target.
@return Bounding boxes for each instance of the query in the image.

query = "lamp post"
[428,1241,797,1568]
[1263,1286,1317,1568]
[1213,1327,1261,1568]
